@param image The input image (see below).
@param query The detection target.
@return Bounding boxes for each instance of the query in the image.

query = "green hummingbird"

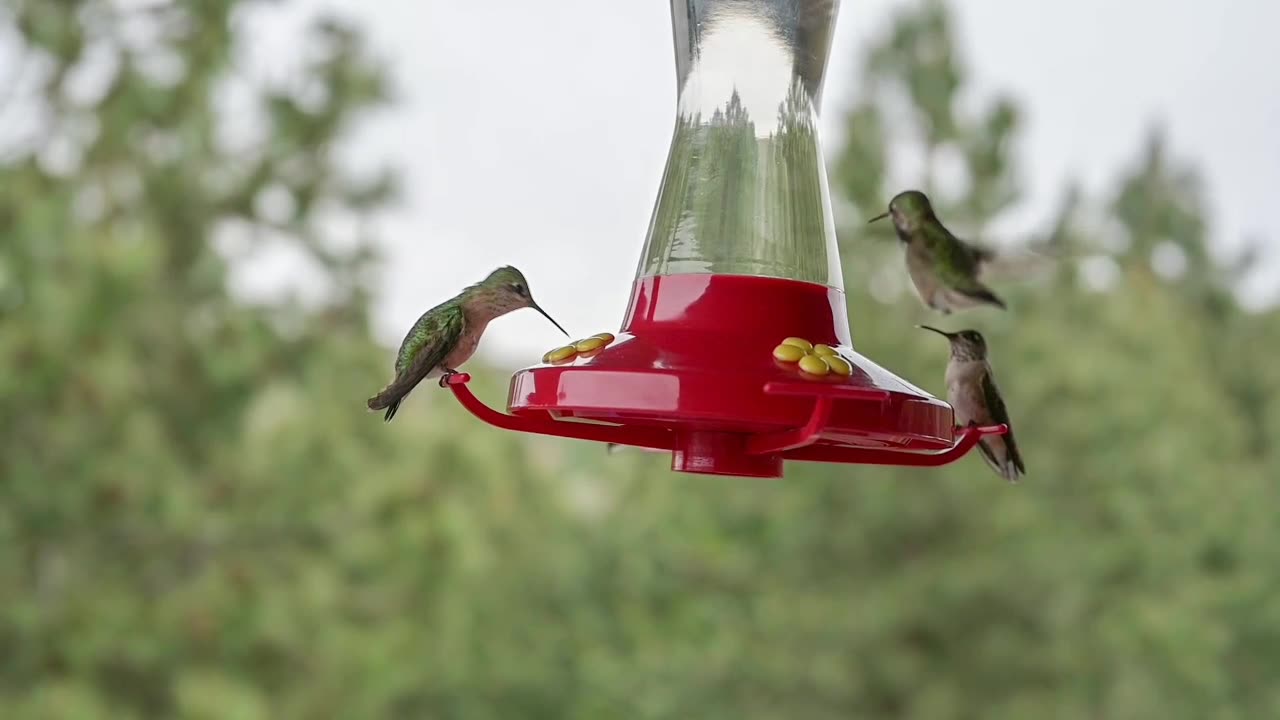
[367,266,567,422]
[919,325,1026,482]
[868,190,1008,314]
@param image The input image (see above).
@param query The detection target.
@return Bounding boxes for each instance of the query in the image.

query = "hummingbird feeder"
[444,0,1006,478]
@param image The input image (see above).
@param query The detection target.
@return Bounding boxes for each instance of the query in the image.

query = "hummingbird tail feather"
[1009,445,1027,480]
[383,399,401,423]
[367,368,433,422]
[1001,462,1024,483]
[367,381,410,422]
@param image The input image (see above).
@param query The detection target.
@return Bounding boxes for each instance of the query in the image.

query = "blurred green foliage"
[2,1,1279,718]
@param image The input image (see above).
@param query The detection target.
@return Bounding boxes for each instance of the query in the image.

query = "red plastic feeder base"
[445,274,1006,479]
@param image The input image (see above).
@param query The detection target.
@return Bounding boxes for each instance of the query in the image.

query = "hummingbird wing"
[917,225,1007,311]
[972,243,1060,283]
[394,301,465,374]
[961,238,996,265]
[977,367,1026,480]
[939,241,1007,309]
[396,303,467,382]
[367,302,466,421]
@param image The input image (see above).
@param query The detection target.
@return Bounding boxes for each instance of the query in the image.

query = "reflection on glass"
[639,0,843,288]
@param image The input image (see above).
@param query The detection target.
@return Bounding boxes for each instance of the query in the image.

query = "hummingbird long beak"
[916,324,953,339]
[530,301,569,337]
[867,211,890,224]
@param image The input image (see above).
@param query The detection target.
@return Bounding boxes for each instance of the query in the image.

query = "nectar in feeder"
[440,0,1008,478]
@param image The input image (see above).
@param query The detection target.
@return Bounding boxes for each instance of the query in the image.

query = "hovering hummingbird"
[868,190,1008,314]
[367,266,568,422]
[919,325,1026,483]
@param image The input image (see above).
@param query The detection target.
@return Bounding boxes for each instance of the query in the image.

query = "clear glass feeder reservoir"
[443,0,1007,478]
[640,0,842,287]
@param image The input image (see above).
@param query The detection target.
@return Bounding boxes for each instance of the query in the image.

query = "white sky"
[20,1,1280,367]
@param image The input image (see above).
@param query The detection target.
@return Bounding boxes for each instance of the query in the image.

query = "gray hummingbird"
[367,266,567,422]
[919,325,1026,482]
[868,190,1008,314]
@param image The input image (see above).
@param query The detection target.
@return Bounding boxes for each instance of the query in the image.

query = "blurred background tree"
[0,1,568,717]
[2,0,1278,718]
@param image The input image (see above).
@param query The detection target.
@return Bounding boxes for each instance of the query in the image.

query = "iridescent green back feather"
[396,300,465,375]
[921,222,985,290]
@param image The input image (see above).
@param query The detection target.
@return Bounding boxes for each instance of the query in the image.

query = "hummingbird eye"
[511,283,526,296]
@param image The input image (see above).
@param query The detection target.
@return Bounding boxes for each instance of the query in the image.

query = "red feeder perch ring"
[440,0,1009,478]
[444,275,1008,479]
